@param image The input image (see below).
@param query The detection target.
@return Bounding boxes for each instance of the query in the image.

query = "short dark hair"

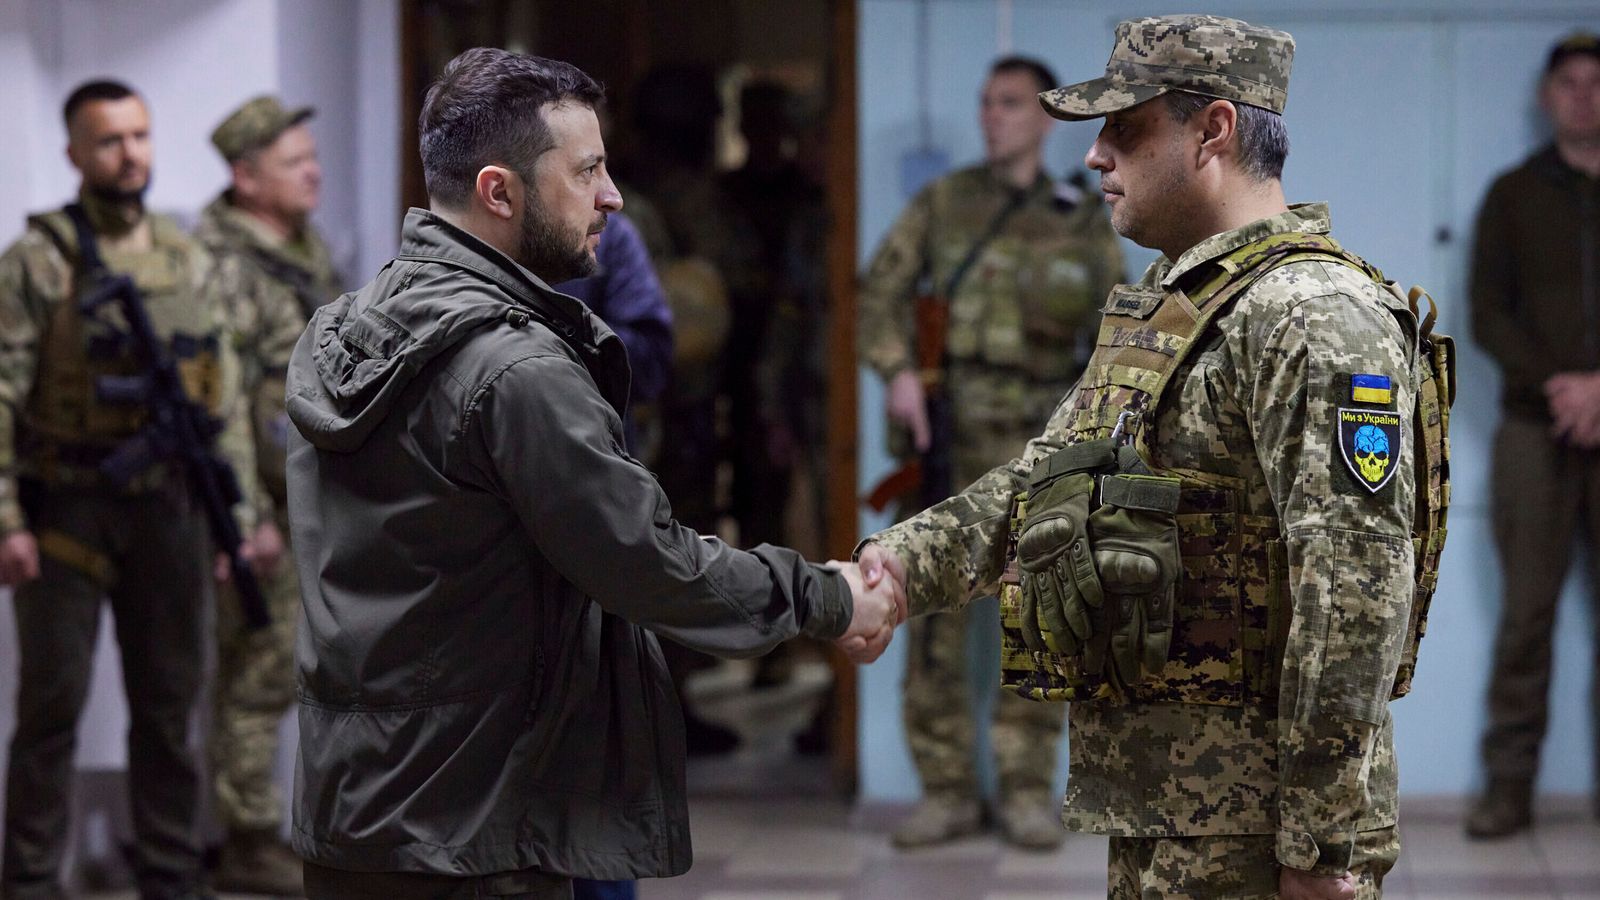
[990,56,1058,94]
[1163,91,1289,182]
[419,48,604,208]
[63,79,137,127]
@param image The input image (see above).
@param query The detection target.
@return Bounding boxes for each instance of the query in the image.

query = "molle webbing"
[1001,231,1448,707]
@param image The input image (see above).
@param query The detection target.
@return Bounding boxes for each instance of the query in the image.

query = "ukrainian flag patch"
[1350,374,1393,405]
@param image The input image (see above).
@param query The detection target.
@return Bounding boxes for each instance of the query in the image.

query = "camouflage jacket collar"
[200,193,330,275]
[1155,201,1332,289]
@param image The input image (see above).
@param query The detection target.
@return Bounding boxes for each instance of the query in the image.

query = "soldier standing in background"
[1466,31,1600,839]
[0,80,270,900]
[194,95,344,895]
[858,56,1123,850]
[860,15,1452,898]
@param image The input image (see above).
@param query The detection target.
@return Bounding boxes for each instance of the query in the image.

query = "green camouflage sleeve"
[1245,271,1417,874]
[196,247,264,533]
[0,234,62,536]
[857,185,934,380]
[859,397,1072,618]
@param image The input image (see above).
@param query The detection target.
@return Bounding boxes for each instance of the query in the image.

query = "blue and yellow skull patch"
[1339,408,1402,493]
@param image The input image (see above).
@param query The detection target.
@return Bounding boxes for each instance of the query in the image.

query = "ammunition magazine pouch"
[999,231,1454,707]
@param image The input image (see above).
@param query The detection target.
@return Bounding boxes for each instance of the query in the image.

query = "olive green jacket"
[284,209,850,879]
[1470,145,1600,419]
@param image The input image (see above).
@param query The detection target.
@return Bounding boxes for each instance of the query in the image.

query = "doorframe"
[397,0,863,793]
[822,0,861,793]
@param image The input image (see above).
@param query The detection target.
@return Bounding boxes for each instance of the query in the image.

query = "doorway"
[399,0,862,793]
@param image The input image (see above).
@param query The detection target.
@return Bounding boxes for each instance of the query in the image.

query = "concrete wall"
[857,0,1600,801]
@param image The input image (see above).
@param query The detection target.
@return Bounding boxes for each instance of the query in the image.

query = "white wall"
[858,0,1600,802]
[0,0,399,823]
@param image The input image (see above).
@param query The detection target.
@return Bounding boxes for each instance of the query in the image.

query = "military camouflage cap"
[211,95,314,162]
[1040,15,1294,121]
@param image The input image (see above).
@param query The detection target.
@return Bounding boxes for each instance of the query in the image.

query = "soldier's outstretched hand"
[886,369,931,452]
[1279,867,1357,900]
[0,531,40,586]
[857,541,909,617]
[830,560,905,664]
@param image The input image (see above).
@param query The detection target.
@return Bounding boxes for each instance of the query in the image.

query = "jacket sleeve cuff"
[801,564,852,640]
[1276,829,1355,875]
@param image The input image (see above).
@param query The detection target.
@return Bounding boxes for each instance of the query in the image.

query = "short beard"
[516,202,598,283]
[86,178,149,209]
[1111,153,1192,254]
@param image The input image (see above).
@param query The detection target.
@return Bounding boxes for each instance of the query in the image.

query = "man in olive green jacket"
[1467,31,1600,838]
[284,49,902,900]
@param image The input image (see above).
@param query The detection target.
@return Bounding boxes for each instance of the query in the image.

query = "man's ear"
[474,165,518,221]
[1194,99,1239,169]
[230,159,257,200]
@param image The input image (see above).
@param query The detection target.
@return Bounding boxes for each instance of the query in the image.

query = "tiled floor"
[76,659,1600,898]
[635,795,1600,900]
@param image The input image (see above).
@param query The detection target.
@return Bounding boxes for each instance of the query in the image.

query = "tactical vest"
[999,231,1454,709]
[23,211,223,484]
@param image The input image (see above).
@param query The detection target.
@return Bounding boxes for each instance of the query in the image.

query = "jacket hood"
[287,208,626,453]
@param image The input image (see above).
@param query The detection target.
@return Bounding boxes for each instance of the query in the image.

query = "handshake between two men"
[828,543,910,665]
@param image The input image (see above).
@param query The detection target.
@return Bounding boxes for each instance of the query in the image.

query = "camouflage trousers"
[1106,827,1399,899]
[211,512,300,833]
[902,596,1066,803]
[1481,415,1600,782]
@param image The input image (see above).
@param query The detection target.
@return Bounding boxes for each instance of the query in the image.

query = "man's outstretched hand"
[829,551,909,664]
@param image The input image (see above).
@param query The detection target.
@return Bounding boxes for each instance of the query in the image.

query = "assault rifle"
[65,204,270,629]
[864,188,1030,515]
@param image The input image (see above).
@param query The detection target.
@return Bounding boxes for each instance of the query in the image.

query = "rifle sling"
[942,186,1032,302]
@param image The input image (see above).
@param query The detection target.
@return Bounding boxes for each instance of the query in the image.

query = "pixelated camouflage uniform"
[0,190,260,895]
[865,203,1415,895]
[194,193,341,836]
[859,164,1123,807]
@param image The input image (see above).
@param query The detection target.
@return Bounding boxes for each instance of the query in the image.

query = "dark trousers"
[304,862,573,899]
[3,488,208,895]
[1481,416,1600,781]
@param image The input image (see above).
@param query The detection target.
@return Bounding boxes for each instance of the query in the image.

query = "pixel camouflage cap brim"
[1039,14,1295,122]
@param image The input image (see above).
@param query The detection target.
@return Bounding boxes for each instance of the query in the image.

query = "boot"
[890,794,983,849]
[997,792,1065,851]
[212,828,304,896]
[1464,777,1533,839]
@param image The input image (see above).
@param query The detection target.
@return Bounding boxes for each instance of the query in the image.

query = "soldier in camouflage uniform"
[0,80,269,900]
[194,95,343,896]
[859,56,1123,851]
[858,17,1433,899]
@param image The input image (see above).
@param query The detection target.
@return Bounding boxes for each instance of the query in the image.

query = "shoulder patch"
[1338,408,1402,493]
[1350,373,1393,405]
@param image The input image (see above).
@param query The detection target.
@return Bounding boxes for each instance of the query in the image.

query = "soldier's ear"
[1194,100,1238,170]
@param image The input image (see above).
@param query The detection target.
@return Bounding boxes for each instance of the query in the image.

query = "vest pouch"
[1014,440,1116,667]
[1016,470,1103,659]
[1088,474,1183,693]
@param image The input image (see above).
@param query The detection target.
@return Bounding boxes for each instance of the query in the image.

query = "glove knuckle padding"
[1017,471,1102,663]
[1088,474,1183,690]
